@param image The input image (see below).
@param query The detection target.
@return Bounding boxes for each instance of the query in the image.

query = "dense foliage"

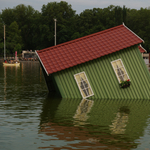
[0,1,150,56]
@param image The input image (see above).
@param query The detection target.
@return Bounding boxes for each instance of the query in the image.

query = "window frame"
[74,71,94,99]
[111,59,130,83]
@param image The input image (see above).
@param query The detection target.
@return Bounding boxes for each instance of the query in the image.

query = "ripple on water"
[0,62,150,150]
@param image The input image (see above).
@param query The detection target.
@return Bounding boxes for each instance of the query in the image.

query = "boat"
[3,59,20,66]
[3,62,20,66]
[2,25,20,67]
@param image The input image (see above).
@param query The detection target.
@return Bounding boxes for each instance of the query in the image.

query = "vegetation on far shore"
[0,1,150,56]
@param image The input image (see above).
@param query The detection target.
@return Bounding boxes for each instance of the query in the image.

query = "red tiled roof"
[36,24,144,75]
[138,45,147,53]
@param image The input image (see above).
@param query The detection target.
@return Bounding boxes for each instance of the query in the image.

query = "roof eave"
[35,50,49,76]
[139,44,147,53]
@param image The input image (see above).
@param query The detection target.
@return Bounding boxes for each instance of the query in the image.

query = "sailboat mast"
[4,25,6,60]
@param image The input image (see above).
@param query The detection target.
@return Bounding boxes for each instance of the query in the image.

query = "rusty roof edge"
[123,23,144,43]
[35,50,49,76]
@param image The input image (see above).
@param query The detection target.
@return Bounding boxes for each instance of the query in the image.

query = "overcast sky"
[0,0,150,14]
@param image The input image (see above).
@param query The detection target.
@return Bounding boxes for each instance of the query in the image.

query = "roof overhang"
[35,50,49,76]
[139,44,147,53]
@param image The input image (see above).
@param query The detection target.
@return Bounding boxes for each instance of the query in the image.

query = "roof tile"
[37,24,143,75]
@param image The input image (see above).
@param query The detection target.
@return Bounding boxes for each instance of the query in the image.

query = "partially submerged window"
[74,72,94,98]
[111,59,130,83]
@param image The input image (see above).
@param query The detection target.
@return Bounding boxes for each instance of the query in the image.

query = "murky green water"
[0,61,150,150]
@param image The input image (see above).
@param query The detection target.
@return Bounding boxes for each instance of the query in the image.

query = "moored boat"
[2,25,20,66]
[3,62,20,66]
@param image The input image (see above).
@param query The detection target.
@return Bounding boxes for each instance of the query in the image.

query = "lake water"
[0,61,150,150]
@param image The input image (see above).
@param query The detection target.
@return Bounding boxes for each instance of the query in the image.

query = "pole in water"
[54,18,57,46]
[4,25,6,60]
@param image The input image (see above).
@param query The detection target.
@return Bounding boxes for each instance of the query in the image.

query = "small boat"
[2,25,20,67]
[3,62,20,66]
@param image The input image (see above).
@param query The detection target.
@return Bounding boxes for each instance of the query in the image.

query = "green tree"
[114,6,123,25]
[6,21,23,54]
[1,4,39,50]
[41,1,76,47]
[0,3,150,53]
[126,8,150,52]
[29,11,42,50]
[76,6,115,38]
[13,4,39,50]
[0,22,4,56]
[122,5,127,24]
[0,8,14,26]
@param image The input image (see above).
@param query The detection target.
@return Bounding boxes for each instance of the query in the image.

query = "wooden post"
[149,53,150,64]
[4,25,6,60]
[54,19,57,46]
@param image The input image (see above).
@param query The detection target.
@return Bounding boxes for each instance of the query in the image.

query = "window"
[74,72,94,98]
[111,59,130,83]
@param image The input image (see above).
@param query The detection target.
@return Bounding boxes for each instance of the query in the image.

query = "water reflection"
[0,61,48,150]
[73,99,94,126]
[0,61,150,150]
[4,66,6,101]
[110,106,130,135]
[1,62,47,101]
[39,98,150,150]
[3,65,20,101]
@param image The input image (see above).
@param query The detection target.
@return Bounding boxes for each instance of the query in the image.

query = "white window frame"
[74,71,94,99]
[111,59,130,83]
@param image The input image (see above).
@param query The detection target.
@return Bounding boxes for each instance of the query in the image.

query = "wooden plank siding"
[47,45,150,100]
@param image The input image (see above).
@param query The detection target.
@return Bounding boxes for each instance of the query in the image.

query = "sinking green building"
[36,24,150,100]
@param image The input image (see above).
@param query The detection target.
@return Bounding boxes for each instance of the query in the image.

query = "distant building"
[36,24,150,100]
[138,45,149,65]
[22,50,37,59]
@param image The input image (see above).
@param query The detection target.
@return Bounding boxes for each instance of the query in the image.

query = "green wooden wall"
[49,45,150,100]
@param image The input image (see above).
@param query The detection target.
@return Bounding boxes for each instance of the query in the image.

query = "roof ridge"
[38,24,124,53]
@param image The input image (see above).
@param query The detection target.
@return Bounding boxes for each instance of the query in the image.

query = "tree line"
[0,1,150,56]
